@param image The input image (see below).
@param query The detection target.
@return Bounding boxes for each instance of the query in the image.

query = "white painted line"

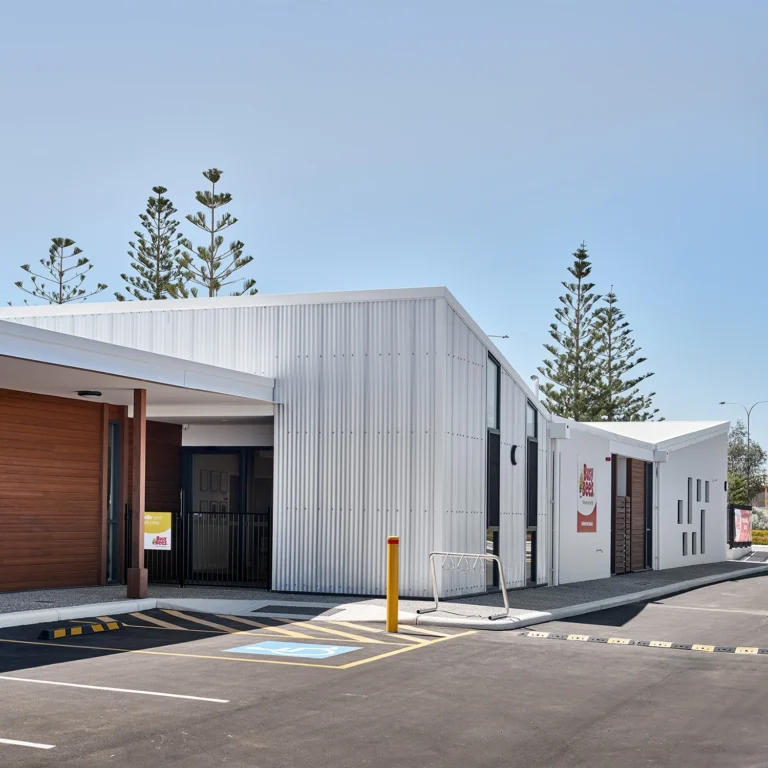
[0,676,229,704]
[0,737,55,750]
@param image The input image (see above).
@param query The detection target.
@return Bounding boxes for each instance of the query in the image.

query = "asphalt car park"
[1,576,768,767]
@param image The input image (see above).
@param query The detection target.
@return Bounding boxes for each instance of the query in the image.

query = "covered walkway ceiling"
[0,320,275,423]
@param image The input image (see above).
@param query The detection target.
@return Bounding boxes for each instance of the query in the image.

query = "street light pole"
[719,400,768,504]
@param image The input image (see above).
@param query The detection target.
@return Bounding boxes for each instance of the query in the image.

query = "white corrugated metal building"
[0,287,729,597]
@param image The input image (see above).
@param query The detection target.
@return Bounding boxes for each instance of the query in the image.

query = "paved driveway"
[1,576,767,767]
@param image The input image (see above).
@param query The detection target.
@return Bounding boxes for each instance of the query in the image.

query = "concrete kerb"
[0,599,155,629]
[409,565,768,631]
[0,566,766,632]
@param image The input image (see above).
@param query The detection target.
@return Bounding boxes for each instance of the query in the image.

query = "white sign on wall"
[577,457,597,533]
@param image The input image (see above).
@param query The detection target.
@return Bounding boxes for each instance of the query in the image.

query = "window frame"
[486,354,501,431]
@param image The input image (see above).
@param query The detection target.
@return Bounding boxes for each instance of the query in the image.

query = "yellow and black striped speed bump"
[518,630,768,656]
[39,621,123,640]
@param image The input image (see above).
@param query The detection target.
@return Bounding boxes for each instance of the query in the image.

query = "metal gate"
[125,506,271,588]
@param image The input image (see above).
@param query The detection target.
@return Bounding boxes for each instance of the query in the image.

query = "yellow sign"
[145,512,172,550]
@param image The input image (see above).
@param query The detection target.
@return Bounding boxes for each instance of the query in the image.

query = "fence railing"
[125,506,271,589]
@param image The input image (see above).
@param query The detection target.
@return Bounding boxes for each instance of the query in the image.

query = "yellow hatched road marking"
[339,631,476,669]
[161,610,243,634]
[608,638,631,645]
[692,644,715,652]
[567,634,589,642]
[328,621,384,634]
[215,615,317,640]
[131,612,184,630]
[397,626,450,638]
[303,622,400,645]
[736,647,759,654]
[650,641,672,648]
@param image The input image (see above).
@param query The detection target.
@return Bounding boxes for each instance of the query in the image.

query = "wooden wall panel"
[630,459,647,571]
[125,420,182,513]
[0,389,103,591]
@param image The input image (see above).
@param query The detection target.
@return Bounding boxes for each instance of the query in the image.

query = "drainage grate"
[251,605,344,617]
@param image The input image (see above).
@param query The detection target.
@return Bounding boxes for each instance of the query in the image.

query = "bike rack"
[417,551,510,620]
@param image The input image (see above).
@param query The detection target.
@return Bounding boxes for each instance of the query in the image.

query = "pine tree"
[174,168,257,297]
[116,186,184,301]
[16,238,106,304]
[538,242,601,420]
[591,288,659,421]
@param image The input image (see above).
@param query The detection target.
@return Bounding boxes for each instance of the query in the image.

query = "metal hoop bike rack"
[417,551,510,620]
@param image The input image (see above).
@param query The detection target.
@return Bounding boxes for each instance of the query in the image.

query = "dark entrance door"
[182,447,273,588]
[612,457,649,574]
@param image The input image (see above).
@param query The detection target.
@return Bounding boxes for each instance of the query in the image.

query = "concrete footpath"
[1,560,766,631]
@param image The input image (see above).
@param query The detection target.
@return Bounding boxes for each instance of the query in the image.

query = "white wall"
[557,428,612,583]
[657,434,728,569]
[182,423,274,447]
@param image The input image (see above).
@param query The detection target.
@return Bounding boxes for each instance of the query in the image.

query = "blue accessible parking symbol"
[226,641,360,659]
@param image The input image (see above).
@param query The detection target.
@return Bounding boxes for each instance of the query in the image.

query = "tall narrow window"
[705,481,710,503]
[687,478,693,524]
[696,479,701,502]
[692,531,698,555]
[677,500,683,525]
[682,532,688,556]
[701,510,706,554]
[526,401,537,439]
[486,356,500,430]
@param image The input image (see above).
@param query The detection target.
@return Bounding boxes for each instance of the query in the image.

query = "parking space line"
[0,675,229,703]
[0,636,341,669]
[0,737,55,750]
[131,612,185,630]
[161,610,243,633]
[216,615,317,639]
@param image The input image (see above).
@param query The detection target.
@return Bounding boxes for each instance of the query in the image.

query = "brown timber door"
[629,459,647,571]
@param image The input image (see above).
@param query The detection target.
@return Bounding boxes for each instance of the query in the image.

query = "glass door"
[106,421,121,584]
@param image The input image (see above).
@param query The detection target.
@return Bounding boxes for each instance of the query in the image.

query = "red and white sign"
[734,507,752,544]
[577,459,597,533]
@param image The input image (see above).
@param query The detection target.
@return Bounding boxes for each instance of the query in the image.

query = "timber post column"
[127,388,148,599]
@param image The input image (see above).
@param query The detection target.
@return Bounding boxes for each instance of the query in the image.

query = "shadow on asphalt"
[554,602,649,627]
[0,611,310,674]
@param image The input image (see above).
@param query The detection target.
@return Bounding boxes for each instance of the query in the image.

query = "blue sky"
[1,1,766,442]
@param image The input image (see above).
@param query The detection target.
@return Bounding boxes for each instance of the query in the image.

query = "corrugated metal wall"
[440,307,549,596]
[441,308,487,596]
[14,299,441,596]
[13,297,551,597]
[499,369,527,589]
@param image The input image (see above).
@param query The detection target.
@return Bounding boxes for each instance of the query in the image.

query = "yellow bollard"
[386,536,399,633]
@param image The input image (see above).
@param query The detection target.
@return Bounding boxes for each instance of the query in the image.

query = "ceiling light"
[77,390,102,398]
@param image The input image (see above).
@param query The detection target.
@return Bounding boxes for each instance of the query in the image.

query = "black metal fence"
[125,506,271,588]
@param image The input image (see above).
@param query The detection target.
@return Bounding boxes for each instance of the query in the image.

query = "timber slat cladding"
[614,497,631,573]
[629,459,647,571]
[0,389,102,590]
[126,420,182,513]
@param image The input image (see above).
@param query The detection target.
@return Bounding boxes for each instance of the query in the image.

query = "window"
[705,481,710,503]
[486,356,500,430]
[677,500,683,525]
[687,478,693,524]
[682,532,688,556]
[701,510,706,554]
[526,401,538,439]
[696,479,701,502]
[692,531,698,555]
